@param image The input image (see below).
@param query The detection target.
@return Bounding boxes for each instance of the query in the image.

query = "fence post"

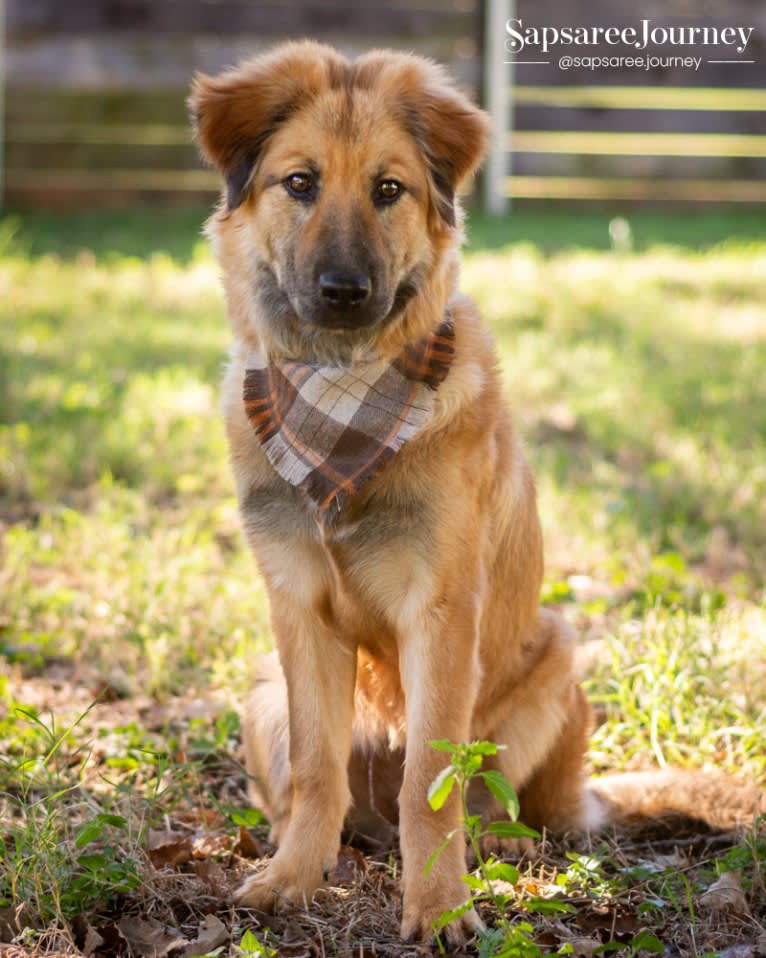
[483,0,512,215]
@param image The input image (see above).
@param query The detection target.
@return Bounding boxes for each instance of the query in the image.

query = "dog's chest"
[320,488,434,604]
[243,474,435,639]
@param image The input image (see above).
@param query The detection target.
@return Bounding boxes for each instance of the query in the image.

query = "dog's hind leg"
[473,609,596,851]
[516,680,597,834]
[241,652,293,846]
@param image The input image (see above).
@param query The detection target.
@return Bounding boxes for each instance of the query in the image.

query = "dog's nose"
[319,272,372,309]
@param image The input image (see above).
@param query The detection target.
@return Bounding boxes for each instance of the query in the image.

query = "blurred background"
[3,0,766,211]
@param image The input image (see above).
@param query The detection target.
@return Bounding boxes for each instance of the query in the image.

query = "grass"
[1,205,765,956]
[8,204,766,261]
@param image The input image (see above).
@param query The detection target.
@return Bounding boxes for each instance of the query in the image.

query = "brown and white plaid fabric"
[243,318,455,511]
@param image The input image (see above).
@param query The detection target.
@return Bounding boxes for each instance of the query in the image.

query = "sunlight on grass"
[1,211,765,776]
[461,242,766,586]
[588,603,766,779]
[2,481,270,695]
[0,251,227,501]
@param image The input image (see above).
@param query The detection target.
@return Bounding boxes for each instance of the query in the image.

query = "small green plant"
[1,793,142,927]
[236,928,277,957]
[426,740,546,956]
[0,705,142,932]
[597,929,665,956]
[556,852,613,898]
[63,813,142,914]
[716,813,766,878]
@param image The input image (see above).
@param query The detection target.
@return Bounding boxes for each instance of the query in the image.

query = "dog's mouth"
[287,287,408,333]
[254,263,426,357]
[304,304,383,331]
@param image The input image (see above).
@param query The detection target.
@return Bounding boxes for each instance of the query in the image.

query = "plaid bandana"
[243,319,455,511]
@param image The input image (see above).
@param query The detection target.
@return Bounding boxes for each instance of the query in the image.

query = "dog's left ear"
[357,53,491,227]
[409,79,491,227]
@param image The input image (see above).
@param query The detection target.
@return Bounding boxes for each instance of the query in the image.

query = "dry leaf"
[82,922,105,956]
[327,845,367,887]
[183,915,228,958]
[517,876,561,898]
[651,851,686,869]
[147,830,194,870]
[549,919,613,957]
[193,858,228,897]
[192,833,232,858]
[233,825,264,859]
[699,870,748,914]
[568,939,601,958]
[175,808,227,830]
[117,916,186,956]
[93,922,127,954]
[575,906,638,937]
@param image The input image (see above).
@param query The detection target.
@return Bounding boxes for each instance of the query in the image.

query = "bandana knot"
[243,319,455,511]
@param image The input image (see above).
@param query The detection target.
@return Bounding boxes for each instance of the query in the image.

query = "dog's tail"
[587,768,765,834]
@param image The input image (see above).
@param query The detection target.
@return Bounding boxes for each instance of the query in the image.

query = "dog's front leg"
[236,599,356,911]
[397,587,484,944]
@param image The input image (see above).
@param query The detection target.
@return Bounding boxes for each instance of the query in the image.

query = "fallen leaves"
[233,825,264,859]
[117,916,185,957]
[113,914,229,958]
[60,814,247,956]
[183,915,228,957]
[718,940,766,958]
[147,831,194,870]
[146,822,250,873]
[327,845,367,888]
[2,672,763,958]
[699,870,749,915]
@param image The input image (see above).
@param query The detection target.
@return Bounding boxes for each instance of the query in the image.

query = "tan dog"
[190,42,761,944]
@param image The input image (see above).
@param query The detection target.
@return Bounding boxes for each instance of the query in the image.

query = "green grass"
[7,204,766,261]
[467,204,766,253]
[1,206,765,955]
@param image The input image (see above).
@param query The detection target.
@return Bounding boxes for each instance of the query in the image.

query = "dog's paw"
[478,832,536,861]
[400,895,483,945]
[235,863,320,912]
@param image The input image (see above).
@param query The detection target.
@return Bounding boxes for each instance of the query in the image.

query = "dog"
[189,41,763,944]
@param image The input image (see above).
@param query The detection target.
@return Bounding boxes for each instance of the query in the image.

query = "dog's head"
[190,42,489,358]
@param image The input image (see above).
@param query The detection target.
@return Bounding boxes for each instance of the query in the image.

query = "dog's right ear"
[189,42,347,211]
[189,68,272,211]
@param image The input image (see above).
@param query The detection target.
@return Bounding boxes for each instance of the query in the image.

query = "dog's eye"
[284,173,316,199]
[375,179,403,204]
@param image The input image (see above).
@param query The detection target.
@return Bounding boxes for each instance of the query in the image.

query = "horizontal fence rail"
[3,0,765,209]
[514,85,766,112]
[511,131,766,158]
[506,83,766,205]
[505,176,766,203]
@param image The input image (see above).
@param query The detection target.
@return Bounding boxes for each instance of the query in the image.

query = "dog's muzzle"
[309,271,380,329]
